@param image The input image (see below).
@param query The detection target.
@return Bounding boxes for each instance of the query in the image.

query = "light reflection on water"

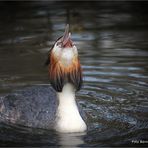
[0,1,148,147]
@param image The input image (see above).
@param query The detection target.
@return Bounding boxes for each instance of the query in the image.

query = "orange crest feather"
[48,52,83,92]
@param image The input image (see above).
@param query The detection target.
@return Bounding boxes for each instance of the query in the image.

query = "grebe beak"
[61,24,72,48]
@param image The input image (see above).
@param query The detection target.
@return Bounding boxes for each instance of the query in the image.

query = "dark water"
[0,1,148,147]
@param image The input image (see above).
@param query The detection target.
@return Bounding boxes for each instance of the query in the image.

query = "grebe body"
[0,25,87,133]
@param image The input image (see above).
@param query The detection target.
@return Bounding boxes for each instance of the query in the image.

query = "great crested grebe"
[0,25,87,133]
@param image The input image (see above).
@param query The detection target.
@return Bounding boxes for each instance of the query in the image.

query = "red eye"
[57,42,62,46]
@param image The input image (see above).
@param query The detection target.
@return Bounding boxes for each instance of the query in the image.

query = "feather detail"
[47,52,82,92]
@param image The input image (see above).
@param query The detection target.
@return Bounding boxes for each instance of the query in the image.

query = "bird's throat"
[55,83,87,133]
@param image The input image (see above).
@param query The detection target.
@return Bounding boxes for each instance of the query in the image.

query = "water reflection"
[59,133,86,147]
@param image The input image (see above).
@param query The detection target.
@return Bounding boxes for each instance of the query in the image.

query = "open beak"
[61,24,72,47]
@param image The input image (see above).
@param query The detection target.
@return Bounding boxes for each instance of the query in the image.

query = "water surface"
[0,1,148,147]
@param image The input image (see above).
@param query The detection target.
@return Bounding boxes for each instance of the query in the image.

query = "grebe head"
[55,24,73,48]
[46,24,83,92]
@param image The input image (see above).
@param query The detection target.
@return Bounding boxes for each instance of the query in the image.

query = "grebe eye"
[57,42,62,47]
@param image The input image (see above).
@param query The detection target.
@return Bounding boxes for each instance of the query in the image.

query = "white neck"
[55,83,87,133]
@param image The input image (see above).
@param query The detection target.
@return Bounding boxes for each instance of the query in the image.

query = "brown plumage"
[45,25,83,92]
[46,49,82,92]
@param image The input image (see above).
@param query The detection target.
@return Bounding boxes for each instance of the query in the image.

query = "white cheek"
[62,48,74,60]
[53,44,62,57]
[52,44,78,66]
[73,45,78,55]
